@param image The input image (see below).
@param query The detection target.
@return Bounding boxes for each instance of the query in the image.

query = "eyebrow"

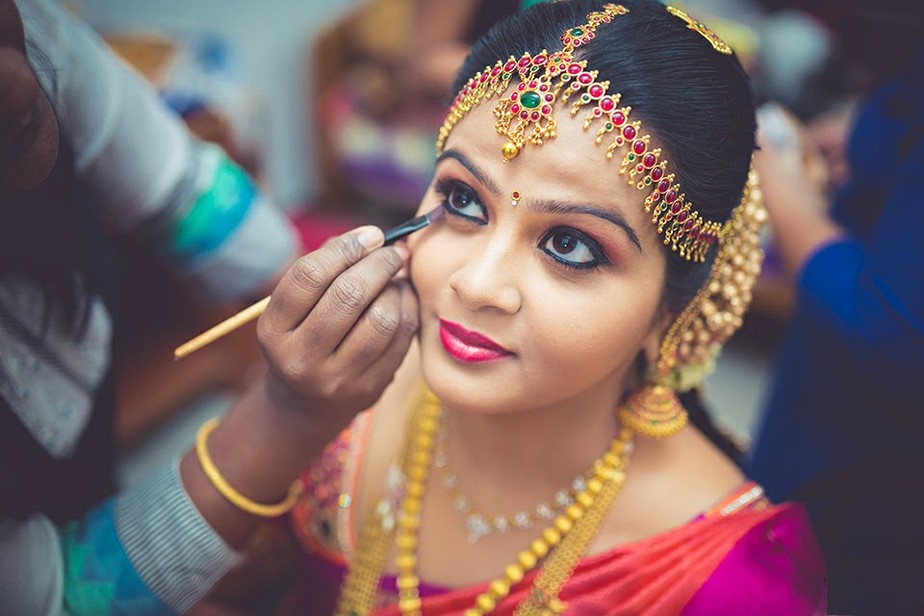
[533,199,642,252]
[436,148,642,252]
[436,149,502,197]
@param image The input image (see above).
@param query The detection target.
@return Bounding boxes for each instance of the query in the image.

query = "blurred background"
[65,0,864,480]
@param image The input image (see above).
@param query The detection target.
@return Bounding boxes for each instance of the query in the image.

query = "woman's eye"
[437,180,486,223]
[540,228,607,269]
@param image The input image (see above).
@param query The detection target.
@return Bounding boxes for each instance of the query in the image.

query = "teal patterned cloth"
[59,501,171,615]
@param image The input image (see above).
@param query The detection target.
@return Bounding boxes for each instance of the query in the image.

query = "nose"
[448,234,522,315]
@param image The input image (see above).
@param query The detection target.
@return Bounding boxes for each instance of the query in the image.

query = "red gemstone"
[650,166,663,181]
[519,56,532,68]
[531,111,540,120]
[568,63,582,75]
[684,220,694,231]
[521,111,529,119]
[612,111,625,126]
[511,104,520,114]
[593,108,602,117]
[658,180,670,193]
[623,125,637,140]
[504,60,517,72]
[691,225,701,238]
[600,97,615,112]
[480,72,488,82]
[666,189,678,203]
[534,55,547,65]
[491,66,502,77]
[541,105,551,114]
[528,81,538,88]
[518,83,525,91]
[545,94,554,102]
[633,140,646,155]
[636,164,644,172]
[571,82,580,90]
[678,210,688,222]
[540,84,548,92]
[671,201,681,214]
[643,153,657,168]
[511,93,518,101]
[651,191,662,201]
[579,72,593,84]
[588,84,604,99]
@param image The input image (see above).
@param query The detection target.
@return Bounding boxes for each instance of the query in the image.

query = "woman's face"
[409,96,669,415]
[0,0,59,195]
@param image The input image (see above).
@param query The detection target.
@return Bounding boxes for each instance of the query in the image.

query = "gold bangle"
[195,418,302,518]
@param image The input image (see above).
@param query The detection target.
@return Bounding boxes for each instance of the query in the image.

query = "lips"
[438,319,512,363]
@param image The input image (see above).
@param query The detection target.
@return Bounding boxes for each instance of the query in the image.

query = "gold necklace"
[335,389,635,616]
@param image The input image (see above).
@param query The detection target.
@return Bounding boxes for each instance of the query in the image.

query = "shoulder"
[683,502,826,615]
[599,425,746,547]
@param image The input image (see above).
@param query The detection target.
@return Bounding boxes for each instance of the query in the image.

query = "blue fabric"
[748,46,924,614]
[59,500,173,615]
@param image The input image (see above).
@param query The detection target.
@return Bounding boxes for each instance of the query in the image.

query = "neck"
[441,383,623,500]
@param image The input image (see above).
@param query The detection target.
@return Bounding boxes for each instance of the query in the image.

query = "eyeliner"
[383,206,445,245]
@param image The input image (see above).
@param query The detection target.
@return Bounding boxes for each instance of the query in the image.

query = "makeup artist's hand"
[256,225,418,431]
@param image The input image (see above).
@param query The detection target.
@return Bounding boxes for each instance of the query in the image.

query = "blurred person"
[748,2,924,613]
[0,0,367,612]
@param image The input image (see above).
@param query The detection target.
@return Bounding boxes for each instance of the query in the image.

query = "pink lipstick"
[438,319,512,363]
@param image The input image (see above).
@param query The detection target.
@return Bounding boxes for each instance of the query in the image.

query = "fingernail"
[356,226,383,250]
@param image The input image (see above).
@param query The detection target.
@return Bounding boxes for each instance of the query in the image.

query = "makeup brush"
[173,207,443,360]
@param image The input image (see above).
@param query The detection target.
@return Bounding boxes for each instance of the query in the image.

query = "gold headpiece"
[437,4,729,262]
[666,6,733,55]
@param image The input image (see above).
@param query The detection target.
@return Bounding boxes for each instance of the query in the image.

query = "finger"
[260,226,383,334]
[300,245,408,352]
[360,280,420,386]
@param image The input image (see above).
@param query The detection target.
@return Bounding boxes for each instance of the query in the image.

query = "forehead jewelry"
[511,190,521,207]
[436,4,731,262]
[666,6,732,55]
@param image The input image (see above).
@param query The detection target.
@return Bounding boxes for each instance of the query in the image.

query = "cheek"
[525,280,662,379]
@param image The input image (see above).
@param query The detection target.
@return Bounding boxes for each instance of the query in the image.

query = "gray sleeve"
[114,459,243,613]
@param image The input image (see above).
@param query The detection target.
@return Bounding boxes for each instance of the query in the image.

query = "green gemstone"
[644,178,651,185]
[605,123,612,130]
[570,27,584,36]
[582,94,590,101]
[520,91,542,109]
[628,154,635,161]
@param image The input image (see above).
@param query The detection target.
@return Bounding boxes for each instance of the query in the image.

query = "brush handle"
[173,296,270,359]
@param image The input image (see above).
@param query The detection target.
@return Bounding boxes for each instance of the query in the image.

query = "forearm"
[179,377,343,549]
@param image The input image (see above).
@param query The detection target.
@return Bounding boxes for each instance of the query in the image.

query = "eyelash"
[432,176,612,271]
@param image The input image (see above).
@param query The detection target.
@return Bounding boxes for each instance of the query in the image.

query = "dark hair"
[453,0,757,317]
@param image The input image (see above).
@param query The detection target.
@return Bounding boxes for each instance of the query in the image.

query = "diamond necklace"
[434,418,592,543]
